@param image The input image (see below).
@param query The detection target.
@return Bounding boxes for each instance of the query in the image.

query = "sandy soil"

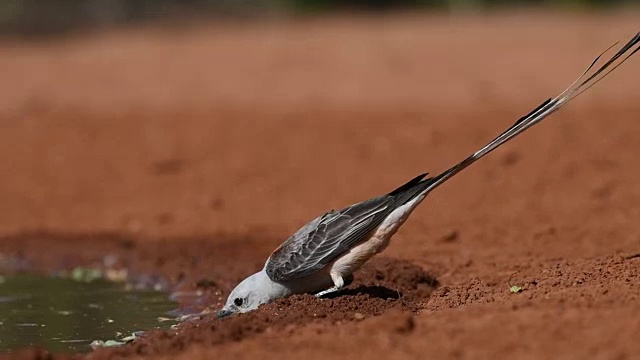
[0,10,639,360]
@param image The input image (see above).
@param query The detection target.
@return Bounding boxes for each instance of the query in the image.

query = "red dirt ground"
[1,11,640,360]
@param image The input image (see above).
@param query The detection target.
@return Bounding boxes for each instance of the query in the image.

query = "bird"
[216,32,640,319]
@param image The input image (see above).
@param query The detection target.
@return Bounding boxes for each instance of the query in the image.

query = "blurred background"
[0,0,637,35]
[0,1,638,239]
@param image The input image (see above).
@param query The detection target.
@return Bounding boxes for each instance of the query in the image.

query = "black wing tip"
[388,172,429,196]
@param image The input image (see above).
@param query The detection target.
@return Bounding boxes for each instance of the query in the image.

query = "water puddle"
[0,273,178,353]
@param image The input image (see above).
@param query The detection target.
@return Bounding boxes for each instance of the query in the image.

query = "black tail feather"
[394,31,639,199]
[579,32,640,88]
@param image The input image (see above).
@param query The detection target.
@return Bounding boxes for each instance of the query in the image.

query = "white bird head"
[216,270,288,319]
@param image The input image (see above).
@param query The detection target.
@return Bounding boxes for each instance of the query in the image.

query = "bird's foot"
[315,286,343,298]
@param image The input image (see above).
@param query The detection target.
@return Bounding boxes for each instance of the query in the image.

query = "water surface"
[0,274,178,353]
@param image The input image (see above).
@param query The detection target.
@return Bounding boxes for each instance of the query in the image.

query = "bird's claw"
[314,286,342,298]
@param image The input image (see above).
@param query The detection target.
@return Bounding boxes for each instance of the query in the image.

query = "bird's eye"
[233,298,244,307]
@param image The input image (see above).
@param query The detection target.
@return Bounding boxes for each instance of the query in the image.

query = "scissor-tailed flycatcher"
[217,32,640,319]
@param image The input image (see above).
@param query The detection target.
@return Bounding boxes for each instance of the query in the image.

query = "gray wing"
[265,173,431,282]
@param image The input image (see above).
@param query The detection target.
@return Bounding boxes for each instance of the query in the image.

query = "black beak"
[216,309,233,319]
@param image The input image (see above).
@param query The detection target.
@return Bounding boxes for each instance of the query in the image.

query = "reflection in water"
[0,274,178,353]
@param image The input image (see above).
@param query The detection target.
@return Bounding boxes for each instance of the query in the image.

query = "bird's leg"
[315,273,352,298]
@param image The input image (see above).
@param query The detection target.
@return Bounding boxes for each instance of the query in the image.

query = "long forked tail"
[423,31,640,193]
